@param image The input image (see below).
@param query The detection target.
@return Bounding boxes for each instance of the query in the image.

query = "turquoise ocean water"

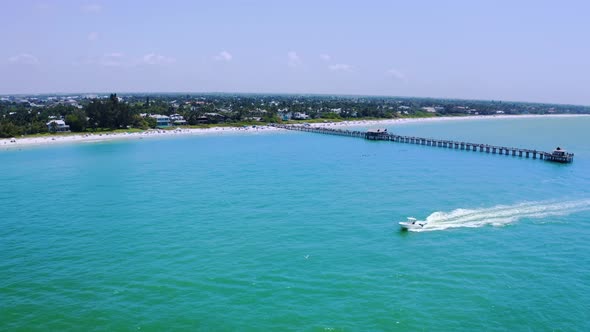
[2,116,589,331]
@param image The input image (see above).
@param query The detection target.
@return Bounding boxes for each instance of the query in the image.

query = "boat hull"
[399,221,427,230]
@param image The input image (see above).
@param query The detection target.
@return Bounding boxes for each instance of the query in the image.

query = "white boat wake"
[409,199,590,232]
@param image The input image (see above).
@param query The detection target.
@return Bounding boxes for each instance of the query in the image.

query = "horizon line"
[1,91,589,108]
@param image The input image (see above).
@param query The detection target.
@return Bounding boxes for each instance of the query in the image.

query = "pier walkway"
[273,124,574,163]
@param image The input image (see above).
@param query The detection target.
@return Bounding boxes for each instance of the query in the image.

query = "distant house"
[149,114,170,127]
[422,107,437,113]
[245,117,262,122]
[292,112,310,120]
[46,120,70,132]
[279,110,292,121]
[169,114,187,125]
[198,113,226,124]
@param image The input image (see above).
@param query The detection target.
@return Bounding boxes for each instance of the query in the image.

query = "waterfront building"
[170,114,187,125]
[149,115,171,127]
[46,120,70,132]
[292,112,310,120]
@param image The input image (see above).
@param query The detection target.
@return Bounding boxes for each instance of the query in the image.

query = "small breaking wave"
[410,199,590,232]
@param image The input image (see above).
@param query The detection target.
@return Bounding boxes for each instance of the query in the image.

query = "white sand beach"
[1,114,588,150]
[307,114,590,129]
[0,125,284,150]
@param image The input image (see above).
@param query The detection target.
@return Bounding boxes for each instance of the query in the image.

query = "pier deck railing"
[273,124,574,163]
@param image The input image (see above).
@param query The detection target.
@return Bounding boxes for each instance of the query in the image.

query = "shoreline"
[2,114,588,150]
[306,113,590,129]
[0,125,284,150]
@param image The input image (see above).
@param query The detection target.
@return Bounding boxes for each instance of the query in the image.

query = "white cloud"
[320,54,331,61]
[214,51,232,61]
[82,4,102,13]
[142,53,176,65]
[386,68,405,80]
[328,63,352,72]
[288,51,301,67]
[87,32,99,41]
[8,54,40,65]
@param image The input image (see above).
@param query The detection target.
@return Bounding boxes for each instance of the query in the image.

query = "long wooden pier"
[273,124,574,163]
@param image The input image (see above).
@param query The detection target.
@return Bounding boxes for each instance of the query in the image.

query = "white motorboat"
[399,217,427,230]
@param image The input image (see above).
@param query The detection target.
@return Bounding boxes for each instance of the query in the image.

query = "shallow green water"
[2,117,589,331]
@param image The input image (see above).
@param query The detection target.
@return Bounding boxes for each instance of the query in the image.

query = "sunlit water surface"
[2,116,589,331]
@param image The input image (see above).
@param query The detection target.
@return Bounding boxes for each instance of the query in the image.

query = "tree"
[131,114,155,129]
[84,94,138,130]
[49,121,58,133]
[0,121,22,138]
[65,110,88,132]
[85,99,103,129]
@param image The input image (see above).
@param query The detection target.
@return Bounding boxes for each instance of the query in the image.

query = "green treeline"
[1,93,589,138]
[0,94,153,137]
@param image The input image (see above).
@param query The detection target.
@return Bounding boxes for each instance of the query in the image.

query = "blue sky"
[1,0,589,105]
